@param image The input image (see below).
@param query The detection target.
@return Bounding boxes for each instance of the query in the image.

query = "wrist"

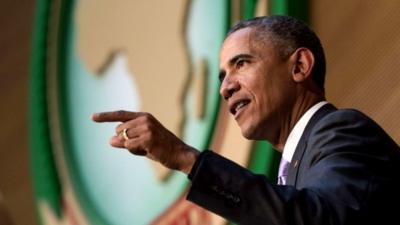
[181,147,200,174]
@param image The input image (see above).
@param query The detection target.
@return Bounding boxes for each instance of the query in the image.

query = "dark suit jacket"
[187,104,400,225]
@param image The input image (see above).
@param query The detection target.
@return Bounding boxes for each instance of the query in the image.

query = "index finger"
[92,110,140,122]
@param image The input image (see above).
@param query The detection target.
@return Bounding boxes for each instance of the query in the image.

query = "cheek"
[251,79,284,119]
[249,84,272,122]
[251,77,273,105]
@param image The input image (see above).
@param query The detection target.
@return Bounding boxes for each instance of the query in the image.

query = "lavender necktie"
[278,158,290,185]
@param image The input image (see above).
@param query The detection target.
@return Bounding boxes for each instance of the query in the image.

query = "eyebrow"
[228,53,254,66]
[219,53,254,82]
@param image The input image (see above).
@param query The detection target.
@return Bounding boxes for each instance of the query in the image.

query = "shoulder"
[308,107,399,155]
[318,108,374,124]
[312,108,385,137]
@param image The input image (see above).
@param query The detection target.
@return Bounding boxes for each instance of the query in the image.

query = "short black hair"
[227,15,326,91]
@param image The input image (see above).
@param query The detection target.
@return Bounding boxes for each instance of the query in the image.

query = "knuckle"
[116,110,127,117]
[142,112,154,121]
[142,123,151,132]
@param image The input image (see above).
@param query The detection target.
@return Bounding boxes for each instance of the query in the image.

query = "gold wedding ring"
[122,128,130,141]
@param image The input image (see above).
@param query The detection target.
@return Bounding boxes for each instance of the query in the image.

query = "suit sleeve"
[187,150,292,225]
[186,110,400,225]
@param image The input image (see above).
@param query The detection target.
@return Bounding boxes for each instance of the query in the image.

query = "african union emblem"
[30,0,278,224]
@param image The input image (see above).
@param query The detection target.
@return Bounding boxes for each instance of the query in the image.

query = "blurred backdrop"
[0,0,399,225]
[0,0,36,224]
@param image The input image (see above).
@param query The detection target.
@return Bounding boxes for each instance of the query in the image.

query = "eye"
[219,71,226,83]
[236,60,246,69]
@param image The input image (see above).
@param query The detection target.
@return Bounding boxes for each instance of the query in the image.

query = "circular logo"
[30,0,278,224]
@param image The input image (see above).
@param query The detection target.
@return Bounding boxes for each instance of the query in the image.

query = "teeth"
[235,101,247,113]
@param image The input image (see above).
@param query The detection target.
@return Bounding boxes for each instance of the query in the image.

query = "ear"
[289,48,315,83]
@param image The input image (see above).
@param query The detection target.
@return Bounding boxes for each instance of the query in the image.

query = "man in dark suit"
[93,16,400,225]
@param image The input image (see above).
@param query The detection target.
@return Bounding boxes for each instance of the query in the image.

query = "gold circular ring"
[122,128,130,141]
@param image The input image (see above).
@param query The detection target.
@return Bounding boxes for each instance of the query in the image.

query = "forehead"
[220,27,275,64]
[221,28,254,56]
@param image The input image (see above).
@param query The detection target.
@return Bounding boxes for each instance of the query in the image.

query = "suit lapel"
[286,103,337,186]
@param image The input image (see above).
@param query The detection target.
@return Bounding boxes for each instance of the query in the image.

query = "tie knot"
[278,158,290,185]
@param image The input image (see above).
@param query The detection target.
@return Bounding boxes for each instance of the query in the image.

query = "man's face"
[219,27,297,141]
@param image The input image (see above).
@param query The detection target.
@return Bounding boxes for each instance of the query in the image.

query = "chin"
[241,131,252,140]
[240,127,263,140]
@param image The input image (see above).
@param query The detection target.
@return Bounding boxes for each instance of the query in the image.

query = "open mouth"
[230,99,250,116]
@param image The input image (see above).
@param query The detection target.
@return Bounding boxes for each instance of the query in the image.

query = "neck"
[273,91,325,151]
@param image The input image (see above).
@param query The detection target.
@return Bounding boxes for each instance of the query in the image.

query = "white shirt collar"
[282,101,329,163]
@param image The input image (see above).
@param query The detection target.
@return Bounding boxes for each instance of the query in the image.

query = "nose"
[220,76,240,100]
